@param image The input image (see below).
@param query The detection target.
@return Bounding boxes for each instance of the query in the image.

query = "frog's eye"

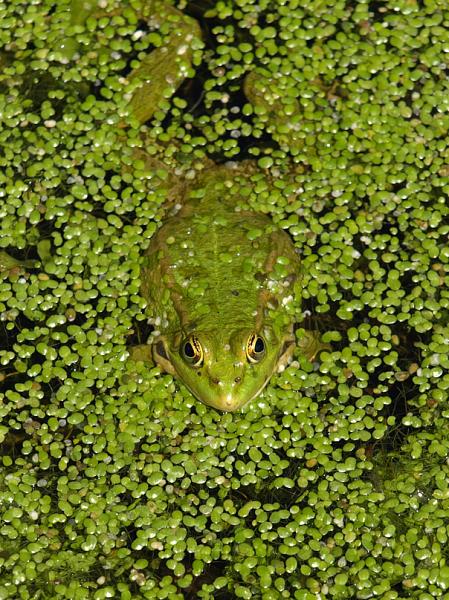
[246,334,266,363]
[181,335,203,367]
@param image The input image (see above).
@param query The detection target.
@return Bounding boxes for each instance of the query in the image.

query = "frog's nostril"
[211,377,220,385]
[234,376,241,383]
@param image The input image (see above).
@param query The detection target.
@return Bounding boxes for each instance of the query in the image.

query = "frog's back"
[142,181,300,337]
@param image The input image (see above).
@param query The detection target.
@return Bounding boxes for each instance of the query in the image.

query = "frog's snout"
[213,388,245,412]
[206,365,246,411]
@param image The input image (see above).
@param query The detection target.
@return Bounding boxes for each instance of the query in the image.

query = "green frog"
[62,0,313,411]
[121,1,305,412]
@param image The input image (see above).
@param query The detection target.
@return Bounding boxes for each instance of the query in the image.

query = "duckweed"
[1,0,449,598]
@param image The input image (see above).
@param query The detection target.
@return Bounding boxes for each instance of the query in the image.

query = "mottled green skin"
[141,169,301,411]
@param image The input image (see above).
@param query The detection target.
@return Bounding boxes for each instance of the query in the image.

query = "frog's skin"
[140,167,301,412]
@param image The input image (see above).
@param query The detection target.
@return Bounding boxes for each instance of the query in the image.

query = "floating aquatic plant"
[1,0,449,598]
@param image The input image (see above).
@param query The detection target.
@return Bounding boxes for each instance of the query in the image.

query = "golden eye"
[181,335,203,367]
[246,334,266,363]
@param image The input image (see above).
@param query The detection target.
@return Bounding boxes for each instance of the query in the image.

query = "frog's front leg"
[276,331,297,373]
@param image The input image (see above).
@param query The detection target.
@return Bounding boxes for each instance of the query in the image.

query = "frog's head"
[153,325,294,411]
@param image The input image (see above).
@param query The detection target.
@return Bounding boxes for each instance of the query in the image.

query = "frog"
[105,1,310,412]
[63,0,316,411]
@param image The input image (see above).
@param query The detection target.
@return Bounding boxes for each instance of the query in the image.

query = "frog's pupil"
[254,337,264,353]
[184,342,195,357]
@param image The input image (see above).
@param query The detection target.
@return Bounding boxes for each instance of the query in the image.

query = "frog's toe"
[128,344,154,364]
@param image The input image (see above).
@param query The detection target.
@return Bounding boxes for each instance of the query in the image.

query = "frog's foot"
[123,343,159,389]
[126,2,203,125]
[128,339,177,377]
[58,1,203,126]
[128,343,154,365]
[297,329,331,362]
[119,3,206,205]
